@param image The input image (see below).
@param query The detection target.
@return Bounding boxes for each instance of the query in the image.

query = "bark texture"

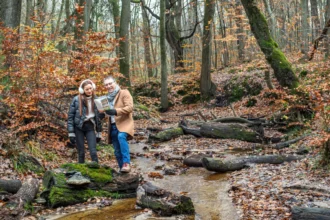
[240,0,299,89]
[0,179,22,194]
[0,0,22,28]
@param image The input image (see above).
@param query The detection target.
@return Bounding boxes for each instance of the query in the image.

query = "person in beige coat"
[101,76,134,173]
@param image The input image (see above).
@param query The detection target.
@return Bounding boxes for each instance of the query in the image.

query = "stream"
[52,143,239,220]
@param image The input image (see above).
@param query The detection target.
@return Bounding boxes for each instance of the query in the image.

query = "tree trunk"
[25,0,33,26]
[0,0,22,28]
[292,206,330,220]
[65,0,71,33]
[84,0,92,32]
[325,0,330,57]
[51,0,56,34]
[54,0,64,39]
[136,181,195,216]
[310,0,321,40]
[0,179,22,194]
[235,1,245,61]
[300,0,309,54]
[263,0,276,39]
[160,0,169,111]
[202,155,303,172]
[74,0,85,50]
[119,0,131,87]
[218,3,230,67]
[141,0,153,78]
[109,0,120,57]
[241,0,299,89]
[200,0,216,100]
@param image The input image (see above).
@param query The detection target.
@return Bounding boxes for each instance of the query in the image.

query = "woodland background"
[0,0,329,219]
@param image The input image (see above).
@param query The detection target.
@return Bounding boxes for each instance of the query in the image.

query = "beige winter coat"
[107,89,134,144]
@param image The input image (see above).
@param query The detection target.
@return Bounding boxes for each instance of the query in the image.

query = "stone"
[66,172,91,185]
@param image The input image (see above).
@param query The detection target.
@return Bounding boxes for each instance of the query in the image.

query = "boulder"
[41,163,139,208]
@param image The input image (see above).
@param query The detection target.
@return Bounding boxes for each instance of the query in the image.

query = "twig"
[197,111,207,122]
[229,103,237,117]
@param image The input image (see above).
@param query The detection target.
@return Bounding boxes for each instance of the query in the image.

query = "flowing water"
[53,143,239,220]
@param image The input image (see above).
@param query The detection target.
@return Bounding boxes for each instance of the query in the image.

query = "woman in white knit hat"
[67,79,102,163]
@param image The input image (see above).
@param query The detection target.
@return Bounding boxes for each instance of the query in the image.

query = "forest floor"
[0,60,329,219]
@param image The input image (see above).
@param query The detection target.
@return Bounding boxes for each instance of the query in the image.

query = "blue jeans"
[110,124,130,169]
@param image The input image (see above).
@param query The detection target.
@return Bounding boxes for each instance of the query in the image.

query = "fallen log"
[292,206,330,220]
[0,178,39,219]
[136,181,195,216]
[200,122,263,142]
[0,179,22,194]
[4,178,39,212]
[148,127,184,143]
[183,154,208,167]
[202,155,303,172]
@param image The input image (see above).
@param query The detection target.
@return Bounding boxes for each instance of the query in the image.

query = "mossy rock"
[49,186,115,208]
[61,163,112,184]
[182,94,200,104]
[223,76,263,103]
[42,164,139,208]
[15,153,45,174]
[134,81,161,98]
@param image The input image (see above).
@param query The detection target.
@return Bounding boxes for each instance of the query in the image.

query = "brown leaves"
[148,172,164,179]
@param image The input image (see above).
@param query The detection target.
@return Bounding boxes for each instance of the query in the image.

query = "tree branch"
[309,18,330,61]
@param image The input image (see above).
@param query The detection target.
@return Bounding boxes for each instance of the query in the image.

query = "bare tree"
[119,0,131,86]
[160,0,168,111]
[200,0,216,100]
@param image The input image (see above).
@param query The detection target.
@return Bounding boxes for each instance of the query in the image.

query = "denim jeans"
[110,124,130,169]
[75,121,98,163]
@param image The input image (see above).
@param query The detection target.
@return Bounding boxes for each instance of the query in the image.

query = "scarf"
[107,84,120,108]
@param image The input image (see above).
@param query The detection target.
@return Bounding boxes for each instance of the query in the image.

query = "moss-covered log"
[200,122,263,142]
[136,182,195,216]
[202,155,303,172]
[42,163,139,208]
[292,206,330,220]
[240,0,299,89]
[148,127,184,143]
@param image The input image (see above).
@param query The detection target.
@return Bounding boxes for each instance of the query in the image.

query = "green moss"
[61,163,112,184]
[156,127,184,140]
[229,85,245,102]
[49,186,115,208]
[24,202,34,212]
[246,98,257,107]
[136,104,150,112]
[299,70,308,78]
[174,196,195,214]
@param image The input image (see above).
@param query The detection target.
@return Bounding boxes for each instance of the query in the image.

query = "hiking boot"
[121,163,131,173]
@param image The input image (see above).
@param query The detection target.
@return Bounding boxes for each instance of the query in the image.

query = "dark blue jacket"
[67,96,102,134]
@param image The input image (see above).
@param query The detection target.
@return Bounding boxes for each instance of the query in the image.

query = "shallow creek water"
[53,143,239,220]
